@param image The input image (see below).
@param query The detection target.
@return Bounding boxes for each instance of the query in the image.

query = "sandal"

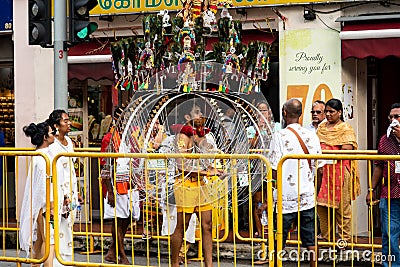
[142,232,152,240]
[178,256,191,265]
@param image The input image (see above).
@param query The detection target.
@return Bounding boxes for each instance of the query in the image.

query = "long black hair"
[23,121,50,147]
[326,98,344,122]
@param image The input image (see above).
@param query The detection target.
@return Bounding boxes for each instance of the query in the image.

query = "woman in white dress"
[48,110,79,266]
[19,121,56,267]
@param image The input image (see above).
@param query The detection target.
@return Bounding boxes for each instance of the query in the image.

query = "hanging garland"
[110,3,272,94]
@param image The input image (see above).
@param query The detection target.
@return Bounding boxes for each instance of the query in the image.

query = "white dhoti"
[104,189,140,220]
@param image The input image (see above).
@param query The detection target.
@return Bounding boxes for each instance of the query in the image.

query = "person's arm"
[366,165,383,205]
[151,126,165,150]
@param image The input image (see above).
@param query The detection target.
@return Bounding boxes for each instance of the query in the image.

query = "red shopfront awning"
[68,40,114,81]
[68,62,114,81]
[341,22,400,60]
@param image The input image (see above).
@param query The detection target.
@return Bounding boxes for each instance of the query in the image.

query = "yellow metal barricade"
[0,149,51,266]
[0,148,394,267]
[50,152,273,267]
[275,153,396,267]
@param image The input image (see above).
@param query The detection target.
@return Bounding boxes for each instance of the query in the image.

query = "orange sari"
[316,121,360,208]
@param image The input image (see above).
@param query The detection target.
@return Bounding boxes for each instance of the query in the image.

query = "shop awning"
[68,62,114,81]
[340,21,400,60]
[68,40,114,81]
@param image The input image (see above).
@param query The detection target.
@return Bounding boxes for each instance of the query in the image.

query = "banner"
[0,0,12,32]
[279,29,342,126]
[92,0,357,14]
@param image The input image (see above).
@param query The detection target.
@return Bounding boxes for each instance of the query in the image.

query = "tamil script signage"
[0,0,12,32]
[92,0,358,14]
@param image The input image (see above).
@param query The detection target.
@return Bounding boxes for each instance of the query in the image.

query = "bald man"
[268,99,324,267]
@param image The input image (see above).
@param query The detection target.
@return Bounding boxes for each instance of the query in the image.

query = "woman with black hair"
[20,121,55,267]
[316,98,360,243]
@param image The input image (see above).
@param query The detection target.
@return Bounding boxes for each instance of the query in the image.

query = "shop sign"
[0,0,12,32]
[279,29,342,126]
[92,0,354,14]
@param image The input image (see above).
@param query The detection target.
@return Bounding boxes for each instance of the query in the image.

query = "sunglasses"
[388,114,400,120]
[310,110,323,114]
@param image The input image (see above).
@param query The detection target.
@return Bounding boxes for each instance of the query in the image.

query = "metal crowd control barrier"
[0,148,389,267]
[0,150,51,266]
[275,153,395,267]
[51,152,273,267]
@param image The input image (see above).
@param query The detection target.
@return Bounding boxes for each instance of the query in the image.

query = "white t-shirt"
[305,123,317,133]
[268,123,324,214]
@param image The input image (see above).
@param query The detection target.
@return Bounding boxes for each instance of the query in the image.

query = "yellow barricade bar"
[0,150,51,265]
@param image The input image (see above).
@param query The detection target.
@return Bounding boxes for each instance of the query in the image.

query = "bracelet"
[368,188,375,192]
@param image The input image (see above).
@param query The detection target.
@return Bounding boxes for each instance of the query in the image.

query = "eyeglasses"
[310,110,322,114]
[324,110,336,114]
[388,114,400,120]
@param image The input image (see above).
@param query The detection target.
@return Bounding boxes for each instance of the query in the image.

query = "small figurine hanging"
[220,51,240,93]
[203,9,217,34]
[119,38,136,91]
[222,52,240,73]
[246,41,270,81]
[158,10,172,35]
[228,22,240,47]
[254,44,270,81]
[110,42,122,87]
[137,42,154,90]
[138,43,154,70]
[177,25,197,91]
[177,27,196,71]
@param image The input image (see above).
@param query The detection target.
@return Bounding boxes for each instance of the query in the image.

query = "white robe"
[19,147,54,254]
[48,136,79,264]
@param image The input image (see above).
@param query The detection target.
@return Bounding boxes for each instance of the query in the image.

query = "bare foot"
[104,252,117,263]
[119,257,131,265]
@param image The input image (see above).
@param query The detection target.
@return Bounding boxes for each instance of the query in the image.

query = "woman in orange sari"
[316,99,360,243]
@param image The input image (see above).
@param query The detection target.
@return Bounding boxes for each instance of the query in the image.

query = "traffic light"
[28,0,52,46]
[69,0,98,44]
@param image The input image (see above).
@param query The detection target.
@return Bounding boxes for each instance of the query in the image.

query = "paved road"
[0,252,376,266]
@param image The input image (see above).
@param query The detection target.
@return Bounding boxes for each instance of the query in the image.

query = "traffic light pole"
[54,0,68,111]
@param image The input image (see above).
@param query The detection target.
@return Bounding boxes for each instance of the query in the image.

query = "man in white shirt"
[268,98,324,267]
[306,100,325,133]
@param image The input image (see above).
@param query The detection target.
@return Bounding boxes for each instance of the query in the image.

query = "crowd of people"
[17,98,400,267]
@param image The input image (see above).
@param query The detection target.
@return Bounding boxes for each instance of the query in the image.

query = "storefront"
[0,0,14,146]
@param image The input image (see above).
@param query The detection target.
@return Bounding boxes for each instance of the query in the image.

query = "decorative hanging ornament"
[138,44,154,70]
[222,53,240,73]
[255,47,270,81]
